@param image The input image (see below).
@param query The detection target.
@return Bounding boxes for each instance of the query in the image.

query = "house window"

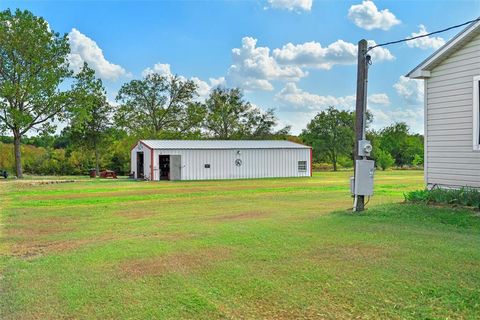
[298,161,307,172]
[474,76,480,151]
[204,164,211,169]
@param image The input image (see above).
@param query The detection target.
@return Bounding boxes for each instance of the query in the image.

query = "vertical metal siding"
[151,148,310,180]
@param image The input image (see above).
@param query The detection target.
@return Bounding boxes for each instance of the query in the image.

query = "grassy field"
[1,171,480,319]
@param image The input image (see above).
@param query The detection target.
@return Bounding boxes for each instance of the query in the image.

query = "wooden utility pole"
[353,39,369,212]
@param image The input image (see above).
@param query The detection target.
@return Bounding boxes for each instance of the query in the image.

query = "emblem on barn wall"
[137,143,143,151]
[235,159,242,167]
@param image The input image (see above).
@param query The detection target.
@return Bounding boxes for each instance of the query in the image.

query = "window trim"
[474,76,480,151]
[298,160,307,172]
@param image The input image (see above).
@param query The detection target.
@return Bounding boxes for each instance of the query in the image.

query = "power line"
[367,17,480,53]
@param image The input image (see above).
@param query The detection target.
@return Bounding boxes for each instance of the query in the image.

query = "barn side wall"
[426,31,480,188]
[152,148,311,180]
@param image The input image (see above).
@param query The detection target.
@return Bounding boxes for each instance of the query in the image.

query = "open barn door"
[170,155,181,181]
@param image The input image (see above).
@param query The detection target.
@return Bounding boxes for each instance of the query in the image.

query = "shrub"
[412,154,424,167]
[375,149,395,171]
[405,187,480,209]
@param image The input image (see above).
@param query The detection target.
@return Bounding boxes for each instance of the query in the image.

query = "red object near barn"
[100,170,117,179]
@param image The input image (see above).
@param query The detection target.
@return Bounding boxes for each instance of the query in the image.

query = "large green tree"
[114,73,203,138]
[68,63,111,175]
[0,9,71,177]
[377,122,423,167]
[301,107,355,171]
[203,87,289,139]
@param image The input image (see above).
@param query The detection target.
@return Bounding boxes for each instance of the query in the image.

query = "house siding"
[426,32,480,188]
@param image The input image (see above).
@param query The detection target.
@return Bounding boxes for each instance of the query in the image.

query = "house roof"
[139,140,310,150]
[407,18,480,79]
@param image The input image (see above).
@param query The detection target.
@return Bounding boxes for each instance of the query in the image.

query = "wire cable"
[367,17,480,53]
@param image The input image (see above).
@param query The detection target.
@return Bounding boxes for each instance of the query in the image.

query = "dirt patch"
[7,239,96,259]
[5,231,197,260]
[208,211,269,222]
[115,208,160,219]
[5,219,77,238]
[309,244,388,263]
[120,247,231,277]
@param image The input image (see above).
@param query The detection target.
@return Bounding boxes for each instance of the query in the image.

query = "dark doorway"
[159,155,170,180]
[136,152,144,179]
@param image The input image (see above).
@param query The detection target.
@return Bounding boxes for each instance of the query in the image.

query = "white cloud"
[209,77,226,88]
[266,0,312,12]
[273,39,394,69]
[141,63,172,77]
[348,1,400,31]
[227,37,307,91]
[370,107,424,133]
[276,83,391,111]
[275,82,356,111]
[368,93,390,106]
[68,28,127,81]
[406,25,445,50]
[275,84,397,133]
[141,63,222,100]
[393,76,424,105]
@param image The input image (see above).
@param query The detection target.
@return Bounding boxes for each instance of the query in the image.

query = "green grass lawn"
[1,171,479,319]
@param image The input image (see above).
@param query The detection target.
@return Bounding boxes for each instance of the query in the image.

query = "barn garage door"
[170,155,181,181]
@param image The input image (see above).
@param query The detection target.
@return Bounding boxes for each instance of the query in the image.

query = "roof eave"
[406,18,480,79]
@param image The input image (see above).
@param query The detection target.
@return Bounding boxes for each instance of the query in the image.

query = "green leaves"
[203,87,288,139]
[114,73,199,137]
[0,9,72,176]
[301,107,355,171]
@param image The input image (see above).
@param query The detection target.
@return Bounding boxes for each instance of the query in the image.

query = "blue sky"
[3,0,479,134]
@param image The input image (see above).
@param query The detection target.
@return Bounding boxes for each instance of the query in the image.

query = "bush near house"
[405,188,480,209]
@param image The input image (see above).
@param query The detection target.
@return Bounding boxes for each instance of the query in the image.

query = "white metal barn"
[130,140,312,181]
[407,18,480,188]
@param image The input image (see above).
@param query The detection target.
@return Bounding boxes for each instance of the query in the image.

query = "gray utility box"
[353,160,375,196]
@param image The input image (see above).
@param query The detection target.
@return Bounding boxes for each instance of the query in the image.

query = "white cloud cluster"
[68,28,128,81]
[274,83,394,133]
[227,37,307,91]
[275,82,356,110]
[368,93,390,106]
[393,76,424,105]
[141,63,172,77]
[348,1,400,31]
[273,39,394,69]
[266,0,312,12]
[370,107,424,133]
[226,37,394,91]
[275,83,391,112]
[406,25,445,50]
[141,63,225,100]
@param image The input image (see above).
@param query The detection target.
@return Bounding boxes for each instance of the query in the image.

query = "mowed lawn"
[1,171,480,319]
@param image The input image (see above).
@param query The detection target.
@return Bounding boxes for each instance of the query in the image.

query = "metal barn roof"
[140,140,310,150]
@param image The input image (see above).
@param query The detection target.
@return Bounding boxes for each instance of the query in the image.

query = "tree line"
[0,9,289,178]
[0,9,423,177]
[301,107,424,171]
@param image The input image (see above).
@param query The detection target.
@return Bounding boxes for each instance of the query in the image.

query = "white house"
[407,18,480,189]
[130,140,312,181]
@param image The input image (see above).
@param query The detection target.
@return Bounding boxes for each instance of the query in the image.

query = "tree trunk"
[94,142,100,176]
[13,130,23,178]
[332,150,338,172]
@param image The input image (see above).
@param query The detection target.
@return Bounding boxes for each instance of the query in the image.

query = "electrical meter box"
[358,140,372,157]
[354,160,375,196]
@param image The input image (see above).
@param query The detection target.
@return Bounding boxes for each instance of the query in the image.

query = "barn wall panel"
[151,148,310,180]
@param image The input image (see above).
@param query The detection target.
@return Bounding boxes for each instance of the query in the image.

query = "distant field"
[1,171,480,319]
